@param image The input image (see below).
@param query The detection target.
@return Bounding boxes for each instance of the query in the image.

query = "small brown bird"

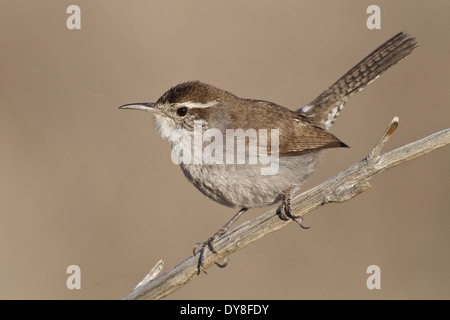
[120,32,417,272]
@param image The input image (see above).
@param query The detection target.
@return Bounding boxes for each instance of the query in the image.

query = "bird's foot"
[279,190,311,230]
[193,233,229,274]
[192,208,248,274]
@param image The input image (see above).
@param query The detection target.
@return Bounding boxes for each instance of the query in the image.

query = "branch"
[123,118,450,300]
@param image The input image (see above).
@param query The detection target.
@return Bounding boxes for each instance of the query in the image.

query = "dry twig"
[123,117,449,300]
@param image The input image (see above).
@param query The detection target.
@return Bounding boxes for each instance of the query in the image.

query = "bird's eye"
[176,107,188,117]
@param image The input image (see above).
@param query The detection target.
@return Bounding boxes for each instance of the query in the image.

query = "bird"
[119,32,417,273]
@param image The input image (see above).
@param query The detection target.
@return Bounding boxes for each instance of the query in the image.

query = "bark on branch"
[123,117,450,300]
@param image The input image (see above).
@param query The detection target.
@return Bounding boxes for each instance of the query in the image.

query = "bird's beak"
[119,102,158,113]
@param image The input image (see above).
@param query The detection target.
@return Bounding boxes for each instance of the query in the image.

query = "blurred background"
[0,0,449,299]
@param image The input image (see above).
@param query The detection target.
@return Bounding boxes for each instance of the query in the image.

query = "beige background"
[0,0,449,299]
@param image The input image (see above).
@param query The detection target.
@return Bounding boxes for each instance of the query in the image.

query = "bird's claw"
[279,191,311,230]
[295,216,311,229]
[193,236,228,274]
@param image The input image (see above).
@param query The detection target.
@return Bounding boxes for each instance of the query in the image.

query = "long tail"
[298,32,418,130]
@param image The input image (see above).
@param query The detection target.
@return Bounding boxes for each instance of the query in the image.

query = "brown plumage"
[156,80,348,157]
[120,32,418,272]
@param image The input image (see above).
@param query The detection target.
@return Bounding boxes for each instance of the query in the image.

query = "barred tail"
[298,32,418,130]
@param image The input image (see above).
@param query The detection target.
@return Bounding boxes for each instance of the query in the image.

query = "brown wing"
[276,114,348,157]
[237,99,348,157]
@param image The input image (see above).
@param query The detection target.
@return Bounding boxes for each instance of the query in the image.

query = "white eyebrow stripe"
[175,101,219,109]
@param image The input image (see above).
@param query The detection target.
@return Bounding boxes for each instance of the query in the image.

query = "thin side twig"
[368,116,399,160]
[133,260,164,290]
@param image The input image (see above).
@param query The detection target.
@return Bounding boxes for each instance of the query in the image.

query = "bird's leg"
[193,207,248,274]
[279,188,310,230]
